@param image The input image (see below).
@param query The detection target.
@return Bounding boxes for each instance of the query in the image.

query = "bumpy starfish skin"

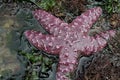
[24,7,116,80]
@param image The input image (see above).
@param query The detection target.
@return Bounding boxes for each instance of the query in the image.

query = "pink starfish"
[24,7,116,80]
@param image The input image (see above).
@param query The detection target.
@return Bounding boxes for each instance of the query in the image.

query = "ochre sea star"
[24,7,116,80]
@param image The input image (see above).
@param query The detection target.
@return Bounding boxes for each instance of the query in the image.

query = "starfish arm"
[33,10,68,36]
[84,30,116,55]
[24,30,62,54]
[57,48,79,80]
[70,7,102,34]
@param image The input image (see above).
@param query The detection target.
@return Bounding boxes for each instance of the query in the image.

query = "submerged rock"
[0,17,25,79]
[0,47,21,78]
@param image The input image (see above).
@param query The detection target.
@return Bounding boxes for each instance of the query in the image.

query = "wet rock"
[0,17,25,79]
[0,47,20,76]
[72,55,93,80]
